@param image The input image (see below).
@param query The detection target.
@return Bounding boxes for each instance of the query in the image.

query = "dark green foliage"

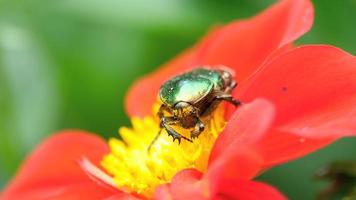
[315,160,356,200]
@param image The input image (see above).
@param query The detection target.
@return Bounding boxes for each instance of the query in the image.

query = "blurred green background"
[0,0,355,199]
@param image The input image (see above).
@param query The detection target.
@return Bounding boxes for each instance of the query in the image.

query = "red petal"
[236,45,356,165]
[154,169,206,200]
[207,145,263,184]
[153,185,173,200]
[125,48,198,117]
[211,180,287,200]
[1,131,118,200]
[164,169,286,200]
[169,169,206,200]
[155,170,206,200]
[105,193,143,200]
[196,0,313,81]
[125,0,313,117]
[210,99,275,160]
[170,169,209,200]
[208,99,275,180]
[256,130,335,167]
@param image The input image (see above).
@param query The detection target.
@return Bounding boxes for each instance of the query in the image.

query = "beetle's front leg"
[148,116,183,151]
[161,117,193,144]
[157,104,170,118]
[148,104,173,151]
[190,118,205,139]
[215,93,241,106]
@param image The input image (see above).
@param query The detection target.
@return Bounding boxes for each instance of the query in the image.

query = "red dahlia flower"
[2,0,356,199]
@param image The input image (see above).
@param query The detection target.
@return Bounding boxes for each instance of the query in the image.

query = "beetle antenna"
[147,129,162,152]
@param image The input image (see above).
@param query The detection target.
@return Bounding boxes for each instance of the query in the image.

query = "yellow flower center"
[101,104,226,197]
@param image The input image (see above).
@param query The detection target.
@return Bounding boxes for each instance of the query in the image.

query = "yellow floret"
[101,104,226,197]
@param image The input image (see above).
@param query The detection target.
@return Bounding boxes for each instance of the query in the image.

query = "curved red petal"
[169,169,206,200]
[1,183,118,200]
[1,131,118,200]
[196,0,313,82]
[256,129,335,167]
[125,0,313,117]
[207,145,263,182]
[125,48,198,117]
[208,99,275,180]
[162,169,286,200]
[211,180,287,200]
[105,193,143,200]
[153,185,173,200]
[236,45,356,165]
[210,99,275,161]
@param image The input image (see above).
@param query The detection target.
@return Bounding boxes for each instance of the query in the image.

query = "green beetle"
[148,67,240,150]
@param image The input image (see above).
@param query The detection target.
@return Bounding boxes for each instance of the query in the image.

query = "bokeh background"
[0,0,355,199]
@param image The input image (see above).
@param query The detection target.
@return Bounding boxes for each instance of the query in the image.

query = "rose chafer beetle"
[148,67,240,150]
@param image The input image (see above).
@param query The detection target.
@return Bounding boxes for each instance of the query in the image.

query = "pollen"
[100,104,226,197]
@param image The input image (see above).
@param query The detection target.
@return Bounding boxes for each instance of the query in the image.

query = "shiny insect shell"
[148,67,240,149]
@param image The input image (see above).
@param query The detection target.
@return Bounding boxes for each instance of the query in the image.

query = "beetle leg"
[157,104,170,118]
[148,116,183,151]
[164,124,192,144]
[190,119,205,139]
[161,117,193,144]
[215,93,241,106]
[148,104,172,151]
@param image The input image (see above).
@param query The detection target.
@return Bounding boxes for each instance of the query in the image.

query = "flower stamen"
[101,104,226,197]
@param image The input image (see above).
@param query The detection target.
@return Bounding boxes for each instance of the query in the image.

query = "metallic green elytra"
[159,68,225,105]
[148,67,241,150]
